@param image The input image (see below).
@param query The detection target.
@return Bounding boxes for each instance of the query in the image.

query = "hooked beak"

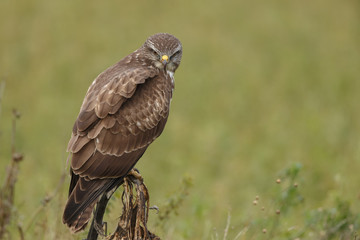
[161,55,169,65]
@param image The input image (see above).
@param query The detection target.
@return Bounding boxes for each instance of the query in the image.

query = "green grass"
[1,0,360,239]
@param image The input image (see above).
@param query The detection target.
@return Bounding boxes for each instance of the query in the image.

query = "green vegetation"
[1,0,360,239]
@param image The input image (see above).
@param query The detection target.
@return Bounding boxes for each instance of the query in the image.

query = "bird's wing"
[63,66,173,232]
[67,66,173,179]
[71,65,158,134]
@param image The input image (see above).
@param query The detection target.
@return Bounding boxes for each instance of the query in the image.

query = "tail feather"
[70,201,95,233]
[63,176,111,232]
[63,173,125,233]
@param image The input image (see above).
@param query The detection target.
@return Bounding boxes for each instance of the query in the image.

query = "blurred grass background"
[0,0,360,239]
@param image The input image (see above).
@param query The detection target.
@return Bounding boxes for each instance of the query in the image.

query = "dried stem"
[0,81,5,118]
[223,211,231,240]
[0,109,23,239]
[85,169,159,240]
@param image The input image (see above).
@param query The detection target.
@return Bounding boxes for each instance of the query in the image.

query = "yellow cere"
[161,55,169,62]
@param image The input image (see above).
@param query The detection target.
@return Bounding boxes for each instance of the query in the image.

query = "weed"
[213,163,360,240]
[0,105,66,239]
[154,176,193,231]
[0,109,24,239]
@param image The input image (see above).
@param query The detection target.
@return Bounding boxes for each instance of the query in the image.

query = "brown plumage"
[63,33,182,233]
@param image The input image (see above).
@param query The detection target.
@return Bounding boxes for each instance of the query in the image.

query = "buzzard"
[63,33,182,232]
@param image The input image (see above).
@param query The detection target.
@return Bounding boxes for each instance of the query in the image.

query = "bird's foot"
[127,168,143,183]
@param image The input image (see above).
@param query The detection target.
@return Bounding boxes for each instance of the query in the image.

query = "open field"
[1,0,360,239]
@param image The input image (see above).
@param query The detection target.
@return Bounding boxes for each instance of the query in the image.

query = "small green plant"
[267,162,304,238]
[301,198,360,239]
[213,163,360,240]
[155,176,193,230]
[243,162,305,239]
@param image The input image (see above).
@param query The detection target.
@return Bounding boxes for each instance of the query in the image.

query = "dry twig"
[107,169,160,240]
[86,169,160,240]
[0,109,23,238]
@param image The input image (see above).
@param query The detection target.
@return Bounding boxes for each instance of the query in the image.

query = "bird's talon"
[128,169,143,182]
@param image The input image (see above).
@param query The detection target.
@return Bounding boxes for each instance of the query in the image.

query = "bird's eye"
[170,50,181,59]
[149,48,158,56]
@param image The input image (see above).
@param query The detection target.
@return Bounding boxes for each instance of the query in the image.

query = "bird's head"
[142,33,182,73]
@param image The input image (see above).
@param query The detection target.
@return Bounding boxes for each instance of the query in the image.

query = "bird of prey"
[63,33,182,233]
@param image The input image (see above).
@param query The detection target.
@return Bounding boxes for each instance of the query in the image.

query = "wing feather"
[71,66,158,137]
[71,135,91,153]
[71,141,96,171]
[87,116,116,139]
